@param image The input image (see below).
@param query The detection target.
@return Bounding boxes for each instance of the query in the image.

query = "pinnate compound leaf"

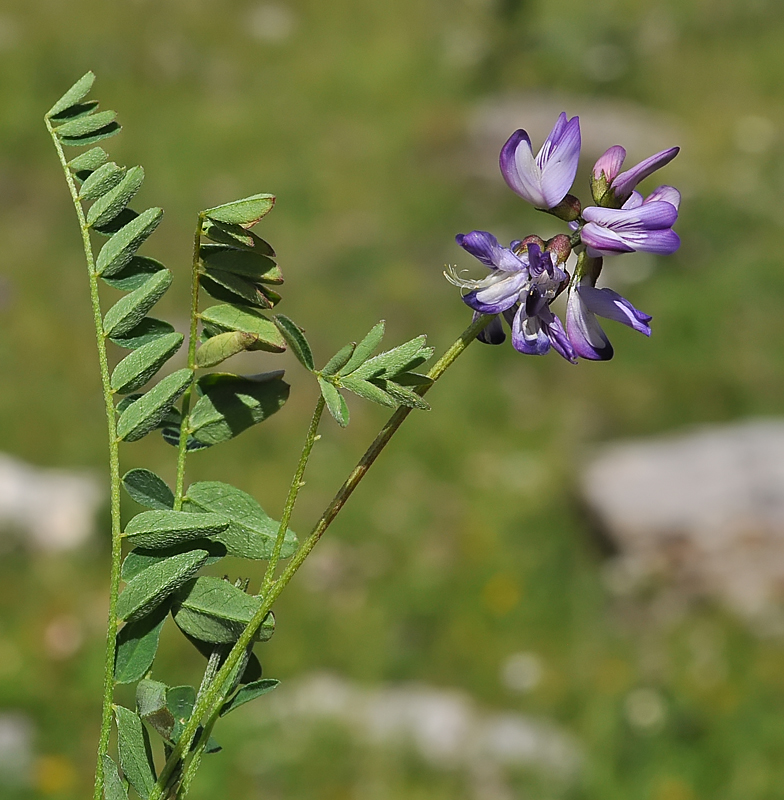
[122,540,226,582]
[96,207,164,277]
[339,376,397,408]
[110,333,183,394]
[102,257,167,292]
[204,193,275,228]
[199,304,285,352]
[339,321,385,375]
[173,576,275,644]
[123,469,174,510]
[103,269,172,338]
[321,343,356,376]
[273,315,313,370]
[184,481,297,560]
[202,221,275,255]
[116,368,191,442]
[102,755,128,800]
[201,245,282,283]
[47,71,95,117]
[110,318,175,351]
[114,602,168,684]
[122,510,228,549]
[86,165,144,228]
[195,330,259,369]
[318,377,349,427]
[188,372,290,446]
[55,109,117,139]
[350,336,432,380]
[79,162,125,201]
[115,705,156,800]
[68,146,108,172]
[220,679,279,717]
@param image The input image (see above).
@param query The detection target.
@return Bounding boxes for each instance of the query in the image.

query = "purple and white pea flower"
[499,113,581,209]
[591,144,679,205]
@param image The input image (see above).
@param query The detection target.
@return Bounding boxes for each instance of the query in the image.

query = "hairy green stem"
[261,395,326,596]
[148,312,492,800]
[174,215,205,509]
[46,118,124,800]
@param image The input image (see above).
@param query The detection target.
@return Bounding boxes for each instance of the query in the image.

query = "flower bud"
[545,194,581,222]
[512,235,545,256]
[545,234,572,266]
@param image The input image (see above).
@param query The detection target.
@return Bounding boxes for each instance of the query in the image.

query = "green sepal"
[96,207,164,277]
[173,576,275,644]
[321,343,356,376]
[47,71,95,118]
[188,372,290,446]
[103,269,172,338]
[86,165,144,228]
[109,318,175,351]
[116,368,192,442]
[121,540,227,582]
[339,321,385,375]
[200,244,282,283]
[102,754,128,800]
[220,679,279,717]
[122,468,174,510]
[318,377,349,427]
[102,256,167,292]
[67,146,108,172]
[199,304,285,351]
[114,602,169,684]
[110,332,183,394]
[273,315,314,370]
[79,162,125,201]
[203,193,275,229]
[122,509,229,549]
[114,705,156,800]
[184,480,297,560]
[195,330,259,369]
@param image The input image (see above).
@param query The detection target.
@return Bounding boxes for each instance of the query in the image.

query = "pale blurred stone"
[0,713,33,786]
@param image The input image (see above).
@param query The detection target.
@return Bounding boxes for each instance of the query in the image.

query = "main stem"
[174,215,205,509]
[46,120,124,800]
[148,312,492,800]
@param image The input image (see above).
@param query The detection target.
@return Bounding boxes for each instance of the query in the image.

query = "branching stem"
[45,118,123,800]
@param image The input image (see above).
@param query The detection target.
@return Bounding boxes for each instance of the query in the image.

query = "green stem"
[46,118,124,800]
[147,312,492,800]
[174,215,205,509]
[261,395,325,597]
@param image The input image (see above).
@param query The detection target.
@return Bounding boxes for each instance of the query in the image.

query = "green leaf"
[201,270,273,309]
[116,368,192,442]
[110,333,183,394]
[79,162,125,201]
[340,321,385,375]
[114,602,169,684]
[184,481,297,560]
[103,269,172,338]
[123,469,174,510]
[50,100,100,123]
[321,343,356,376]
[188,372,290,446]
[94,207,139,237]
[273,315,314,370]
[173,576,275,644]
[110,318,175,351]
[117,550,207,623]
[122,510,229,549]
[102,755,128,800]
[54,109,117,139]
[121,541,226,582]
[47,71,95,117]
[340,376,397,407]
[200,245,282,283]
[199,304,285,352]
[86,165,144,228]
[96,207,164,278]
[102,257,167,292]
[204,193,275,228]
[350,336,432,380]
[58,121,121,147]
[318,377,349,427]
[220,679,279,717]
[166,685,196,724]
[136,680,174,741]
[195,330,259,369]
[202,221,276,255]
[67,146,108,172]
[394,371,433,387]
[377,379,430,410]
[115,705,156,800]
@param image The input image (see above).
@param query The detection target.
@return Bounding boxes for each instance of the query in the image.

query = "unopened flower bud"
[545,234,572,266]
[545,193,581,222]
[512,235,545,256]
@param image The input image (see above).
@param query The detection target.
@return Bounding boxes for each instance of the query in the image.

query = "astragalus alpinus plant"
[45,74,681,800]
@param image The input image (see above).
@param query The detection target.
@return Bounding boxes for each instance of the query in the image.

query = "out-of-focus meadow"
[3,0,784,798]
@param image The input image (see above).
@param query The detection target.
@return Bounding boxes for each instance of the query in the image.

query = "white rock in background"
[0,453,101,551]
[0,713,33,786]
[582,419,784,619]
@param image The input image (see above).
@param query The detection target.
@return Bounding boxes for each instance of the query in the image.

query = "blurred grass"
[3,0,784,798]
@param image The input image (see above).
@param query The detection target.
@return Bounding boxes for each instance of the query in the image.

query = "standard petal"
[566,289,613,361]
[578,285,652,335]
[623,228,681,255]
[611,146,679,201]
[456,230,528,272]
[511,304,550,355]
[592,145,626,182]
[499,129,547,207]
[539,115,581,208]
[622,191,644,209]
[580,222,635,256]
[644,185,681,210]
[537,112,568,164]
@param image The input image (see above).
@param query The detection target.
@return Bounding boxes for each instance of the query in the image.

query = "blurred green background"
[3,0,784,798]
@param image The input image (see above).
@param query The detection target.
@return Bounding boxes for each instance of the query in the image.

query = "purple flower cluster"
[450,113,681,361]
